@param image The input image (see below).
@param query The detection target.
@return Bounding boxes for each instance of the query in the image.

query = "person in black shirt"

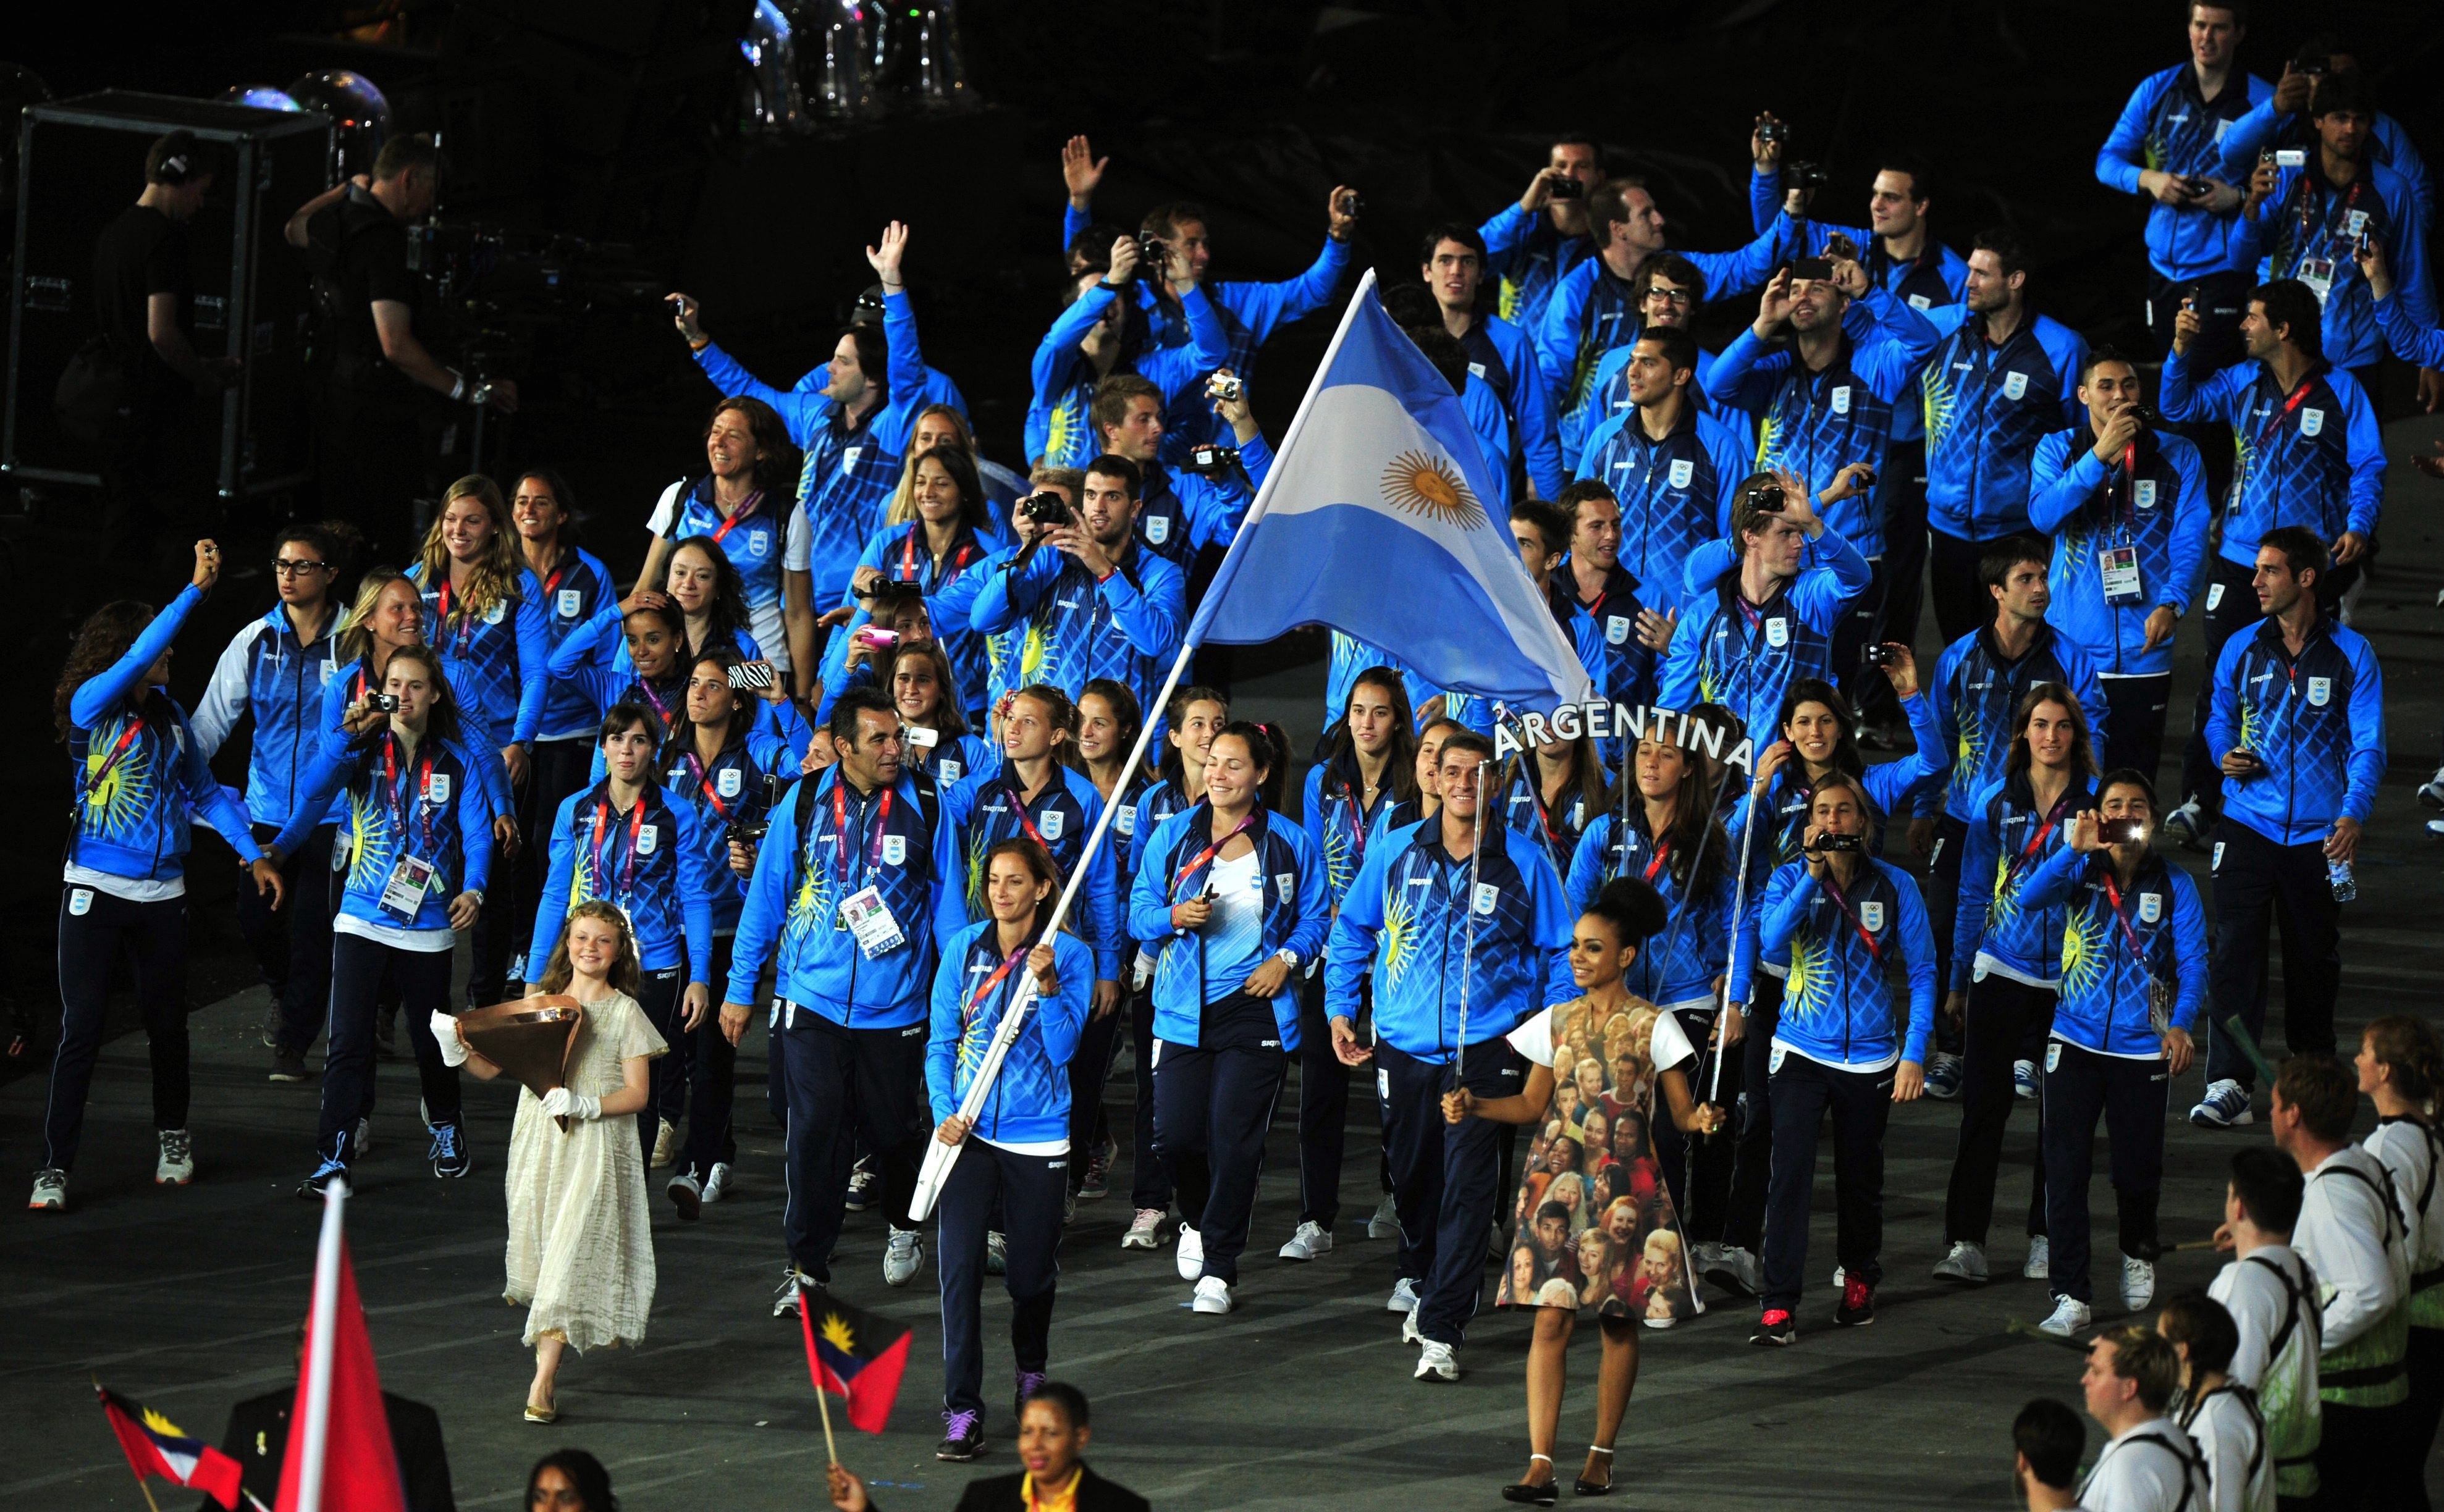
[86,130,230,555]
[284,134,515,551]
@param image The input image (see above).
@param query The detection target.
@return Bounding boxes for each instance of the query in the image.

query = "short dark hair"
[1536,1199,1573,1226]
[1556,478,1617,524]
[1806,767,1873,817]
[599,698,665,748]
[1140,200,1208,243]
[2080,343,2142,384]
[1092,373,1162,440]
[371,133,440,182]
[1418,222,1489,267]
[2229,1146,2304,1233]
[2273,1054,2358,1143]
[1973,226,2031,282]
[2096,1325,2183,1413]
[1585,177,1650,251]
[1440,729,1496,767]
[2095,766,2158,810]
[146,130,203,186]
[1021,1379,1092,1430]
[1082,453,1144,499]
[1066,220,1127,273]
[1980,535,2050,591]
[2311,69,2373,120]
[1511,498,1571,556]
[2258,524,2329,582]
[826,686,900,747]
[1551,130,1606,169]
[1405,324,1473,395]
[1637,325,1700,376]
[839,325,887,386]
[1586,875,1669,943]
[526,1450,617,1512]
[2158,1293,2241,1378]
[2191,1,2248,27]
[1876,151,1936,205]
[1730,472,1788,553]
[1637,252,1707,303]
[2013,1398,2084,1491]
[274,520,351,576]
[2252,280,2326,363]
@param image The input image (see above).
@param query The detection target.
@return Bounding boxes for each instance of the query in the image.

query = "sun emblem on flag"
[1380,450,1485,531]
[820,1311,857,1353]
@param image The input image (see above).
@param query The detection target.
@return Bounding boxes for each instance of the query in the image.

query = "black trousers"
[1380,1038,1528,1344]
[2039,1038,2166,1304]
[1943,976,2055,1246]
[633,966,686,1154]
[1831,557,1892,726]
[777,1009,927,1278]
[1064,998,1124,1195]
[1294,973,1359,1229]
[2181,556,2262,815]
[2314,1397,2419,1512]
[512,737,594,980]
[2404,1325,2444,1512]
[232,823,338,1056]
[46,886,188,1172]
[316,933,460,1167]
[1928,528,1995,652]
[1925,812,1971,1058]
[1127,985,1172,1211]
[1651,1008,1740,1243]
[680,934,741,1183]
[1762,1050,1894,1312]
[1151,1040,1286,1284]
[1876,439,1931,653]
[2207,819,2341,1089]
[463,851,521,1011]
[2147,268,2251,369]
[2099,674,2173,792]
[1724,991,1779,1251]
[935,1137,1062,1419]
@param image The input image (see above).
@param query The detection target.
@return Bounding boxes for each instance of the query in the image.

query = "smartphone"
[1548,177,1584,200]
[1789,256,1835,282]
[2275,148,2307,169]
[904,724,939,750]
[727,660,778,692]
[852,626,899,650]
[2097,817,2147,845]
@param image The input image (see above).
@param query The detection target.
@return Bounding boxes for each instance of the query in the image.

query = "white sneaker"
[667,1170,703,1221]
[650,1119,678,1170]
[1122,1208,1164,1249]
[2023,1235,2051,1280]
[2122,1255,2156,1311]
[1176,1224,1204,1281]
[1367,1193,1400,1240]
[1191,1276,1233,1314]
[1832,1265,1845,1290]
[1400,1308,1422,1345]
[883,1228,925,1287]
[1932,1240,1989,1283]
[156,1129,194,1186]
[28,1169,66,1211]
[1278,1220,1333,1261]
[704,1161,733,1204]
[2012,1060,2039,1100]
[1414,1339,1460,1382]
[1386,1276,1421,1313]
[2421,766,2444,810]
[2036,1295,2092,1338]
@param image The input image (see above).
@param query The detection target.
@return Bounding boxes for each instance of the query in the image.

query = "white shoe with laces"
[883,1228,925,1287]
[1122,1208,1164,1249]
[1367,1193,1399,1240]
[1932,1240,1989,1283]
[1400,1308,1422,1345]
[2023,1235,2051,1280]
[704,1161,733,1204]
[2037,1295,2092,1338]
[1176,1224,1203,1281]
[2122,1255,2156,1311]
[1278,1220,1333,1261]
[1192,1276,1233,1315]
[649,1119,677,1170]
[1386,1276,1421,1313]
[28,1169,66,1211]
[1414,1340,1460,1382]
[156,1129,193,1186]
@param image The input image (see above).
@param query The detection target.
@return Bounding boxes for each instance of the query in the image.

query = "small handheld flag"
[796,1290,911,1437]
[96,1383,245,1511]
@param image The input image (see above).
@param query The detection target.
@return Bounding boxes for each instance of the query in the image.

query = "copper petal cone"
[455,995,585,1132]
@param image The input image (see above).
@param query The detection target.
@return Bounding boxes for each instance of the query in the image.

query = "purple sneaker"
[1013,1369,1048,1419]
[937,1408,983,1461]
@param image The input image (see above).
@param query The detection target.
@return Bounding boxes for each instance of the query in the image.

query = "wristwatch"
[1273,947,1298,968]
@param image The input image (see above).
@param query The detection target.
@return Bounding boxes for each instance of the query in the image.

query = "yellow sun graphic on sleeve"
[2060,909,2109,999]
[1754,413,1784,471]
[1380,892,1416,991]
[1787,936,1825,1022]
[81,717,155,840]
[1380,451,1486,531]
[1986,862,2020,933]
[820,1311,857,1354]
[785,851,833,938]
[1020,624,1050,685]
[345,790,397,892]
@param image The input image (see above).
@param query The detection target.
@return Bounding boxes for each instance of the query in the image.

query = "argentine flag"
[1186,271,1593,713]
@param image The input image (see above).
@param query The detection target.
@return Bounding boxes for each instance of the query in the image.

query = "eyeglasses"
[272,559,331,576]
[1643,287,1693,306]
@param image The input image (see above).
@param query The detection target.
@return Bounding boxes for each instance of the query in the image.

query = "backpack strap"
[2120,1431,2206,1512]
[2317,1157,2409,1248]
[2245,1251,2314,1370]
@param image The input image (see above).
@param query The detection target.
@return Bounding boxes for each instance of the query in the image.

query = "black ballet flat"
[1573,1445,1615,1497]
[1502,1455,1559,1506]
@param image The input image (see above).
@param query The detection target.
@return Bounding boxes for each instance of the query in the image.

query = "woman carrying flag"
[925,838,1092,1463]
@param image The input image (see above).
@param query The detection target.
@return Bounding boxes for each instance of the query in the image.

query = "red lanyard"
[1337,784,1373,878]
[900,530,975,584]
[83,718,146,801]
[963,945,1026,1030]
[1004,782,1054,854]
[829,782,895,884]
[433,579,477,652]
[1819,870,1884,961]
[591,797,647,899]
[633,675,672,723]
[1172,813,1256,891]
[2010,793,2075,875]
[1641,836,1672,884]
[709,492,763,548]
[540,562,568,601]
[2254,378,2316,453]
[382,736,437,850]
[2100,870,2153,963]
[2294,176,2364,254]
[683,750,731,821]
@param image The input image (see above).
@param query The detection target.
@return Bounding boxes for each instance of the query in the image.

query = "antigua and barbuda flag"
[796,1289,912,1433]
[96,1383,245,1509]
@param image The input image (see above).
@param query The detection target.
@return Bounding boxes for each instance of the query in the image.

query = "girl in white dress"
[440,900,665,1422]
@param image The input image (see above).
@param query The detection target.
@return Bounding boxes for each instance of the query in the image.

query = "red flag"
[796,1290,911,1434]
[95,1385,245,1509]
[274,1241,404,1512]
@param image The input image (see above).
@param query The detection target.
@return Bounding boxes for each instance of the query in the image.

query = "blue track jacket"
[2205,613,2386,847]
[926,923,1093,1146]
[2096,64,2274,280]
[1130,804,1328,1050]
[2029,426,2211,680]
[2018,847,2207,1057]
[2160,355,2384,569]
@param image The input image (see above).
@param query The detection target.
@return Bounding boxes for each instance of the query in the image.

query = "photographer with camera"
[972,455,1189,733]
[2096,4,2269,371]
[2028,350,2211,782]
[2230,69,2433,400]
[1478,133,1607,335]
[1085,372,1266,571]
[2217,40,2432,233]
[1574,327,1751,617]
[1535,179,1795,460]
[287,135,515,553]
[1027,233,1230,472]
[1748,127,1966,314]
[2159,280,2382,850]
[1421,222,1564,501]
[2013,773,2204,1337]
[1914,230,2090,648]
[2189,529,2385,1132]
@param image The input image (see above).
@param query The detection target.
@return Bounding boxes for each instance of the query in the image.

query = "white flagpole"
[908,270,1386,1224]
[1708,783,1764,1106]
[295,1176,348,1512]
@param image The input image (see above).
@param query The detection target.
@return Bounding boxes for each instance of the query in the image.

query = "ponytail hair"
[2364,1014,2444,1116]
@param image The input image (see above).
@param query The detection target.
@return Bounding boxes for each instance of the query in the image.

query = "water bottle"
[2327,857,2357,904]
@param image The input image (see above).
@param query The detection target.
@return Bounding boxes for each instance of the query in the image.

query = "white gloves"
[431,1011,468,1067]
[541,1086,602,1122]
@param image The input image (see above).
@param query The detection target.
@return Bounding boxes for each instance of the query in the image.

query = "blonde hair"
[335,566,413,672]
[537,900,642,997]
[884,405,975,526]
[416,475,525,631]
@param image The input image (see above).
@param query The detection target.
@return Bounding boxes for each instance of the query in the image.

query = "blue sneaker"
[298,1158,347,1199]
[1924,1052,1964,1101]
[430,1121,473,1178]
[2162,800,2206,850]
[2012,1059,2039,1100]
[2189,1079,2254,1128]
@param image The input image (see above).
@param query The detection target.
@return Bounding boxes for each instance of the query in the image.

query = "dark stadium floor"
[6,411,2444,1509]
